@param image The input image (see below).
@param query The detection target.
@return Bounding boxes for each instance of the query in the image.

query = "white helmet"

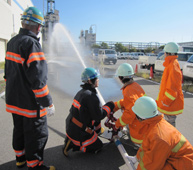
[164,42,179,54]
[132,96,158,119]
[116,63,134,78]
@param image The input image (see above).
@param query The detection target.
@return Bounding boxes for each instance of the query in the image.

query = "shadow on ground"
[0,139,137,170]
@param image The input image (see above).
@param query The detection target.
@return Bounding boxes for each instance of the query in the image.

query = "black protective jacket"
[4,28,52,118]
[66,84,114,143]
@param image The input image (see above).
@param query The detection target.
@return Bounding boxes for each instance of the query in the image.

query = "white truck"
[138,53,158,71]
[183,54,193,81]
[155,51,193,73]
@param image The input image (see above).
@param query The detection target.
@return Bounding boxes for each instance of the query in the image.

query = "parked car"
[129,52,145,60]
[117,52,130,59]
[155,52,193,73]
[183,54,193,81]
[98,49,117,65]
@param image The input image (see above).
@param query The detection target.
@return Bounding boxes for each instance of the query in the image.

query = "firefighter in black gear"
[4,7,55,170]
[63,67,115,156]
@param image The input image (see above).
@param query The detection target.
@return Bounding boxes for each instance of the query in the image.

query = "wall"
[0,0,33,62]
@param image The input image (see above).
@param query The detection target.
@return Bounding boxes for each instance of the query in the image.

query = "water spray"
[50,23,135,170]
[53,23,105,104]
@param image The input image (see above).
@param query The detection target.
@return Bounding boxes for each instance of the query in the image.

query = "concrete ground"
[0,60,193,170]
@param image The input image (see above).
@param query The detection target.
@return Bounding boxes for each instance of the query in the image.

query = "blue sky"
[32,0,193,43]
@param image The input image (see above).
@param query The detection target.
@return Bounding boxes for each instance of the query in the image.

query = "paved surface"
[0,59,193,170]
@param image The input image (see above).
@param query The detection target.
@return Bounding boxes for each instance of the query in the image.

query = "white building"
[0,0,34,62]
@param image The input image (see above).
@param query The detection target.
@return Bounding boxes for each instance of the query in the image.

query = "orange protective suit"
[136,114,193,170]
[114,81,145,144]
[156,55,184,115]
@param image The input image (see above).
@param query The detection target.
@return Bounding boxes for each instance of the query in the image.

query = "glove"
[47,104,55,117]
[103,101,115,114]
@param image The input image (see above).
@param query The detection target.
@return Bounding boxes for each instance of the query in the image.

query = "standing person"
[129,96,193,170]
[113,63,145,146]
[4,7,55,170]
[63,67,114,156]
[156,42,184,127]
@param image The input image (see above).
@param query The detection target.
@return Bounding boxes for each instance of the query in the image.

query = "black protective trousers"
[12,114,48,166]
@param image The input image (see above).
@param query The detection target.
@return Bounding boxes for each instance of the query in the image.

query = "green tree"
[114,43,129,52]
[100,42,109,49]
[129,48,137,52]
[144,47,153,53]
[91,44,100,49]
[159,45,165,50]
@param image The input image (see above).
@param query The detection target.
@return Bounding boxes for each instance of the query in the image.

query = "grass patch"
[182,83,193,93]
[0,62,5,69]
[0,80,5,94]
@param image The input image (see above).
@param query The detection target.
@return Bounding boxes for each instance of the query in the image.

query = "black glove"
[104,101,115,113]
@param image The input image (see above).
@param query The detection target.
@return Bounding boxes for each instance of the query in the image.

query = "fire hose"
[104,112,137,170]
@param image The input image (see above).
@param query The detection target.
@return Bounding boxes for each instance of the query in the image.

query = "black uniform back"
[65,83,114,152]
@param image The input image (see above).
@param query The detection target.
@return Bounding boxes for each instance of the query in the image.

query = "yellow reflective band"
[143,93,147,96]
[165,91,175,101]
[117,100,121,109]
[158,107,183,115]
[32,14,44,21]
[119,117,126,126]
[130,136,143,144]
[156,95,159,101]
[172,135,186,153]
[139,148,147,170]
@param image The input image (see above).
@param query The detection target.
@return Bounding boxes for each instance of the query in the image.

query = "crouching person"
[63,67,114,156]
[129,96,193,170]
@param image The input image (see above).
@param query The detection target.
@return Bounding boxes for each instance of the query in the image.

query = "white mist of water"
[52,23,86,68]
[48,23,105,105]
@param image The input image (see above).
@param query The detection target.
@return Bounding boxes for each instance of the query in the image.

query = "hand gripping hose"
[104,113,136,170]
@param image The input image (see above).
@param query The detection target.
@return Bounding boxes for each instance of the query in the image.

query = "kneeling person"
[63,67,114,156]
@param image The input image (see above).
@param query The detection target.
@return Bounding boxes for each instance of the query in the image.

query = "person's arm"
[162,64,181,107]
[23,40,53,107]
[136,137,171,170]
[83,93,114,122]
[115,93,135,128]
[113,99,124,112]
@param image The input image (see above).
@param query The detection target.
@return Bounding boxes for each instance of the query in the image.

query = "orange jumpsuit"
[114,81,145,144]
[136,114,193,170]
[156,55,184,115]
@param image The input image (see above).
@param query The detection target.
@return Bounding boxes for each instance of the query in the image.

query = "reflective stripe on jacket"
[66,84,114,151]
[136,115,193,170]
[157,55,184,115]
[4,28,52,118]
[114,81,145,144]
